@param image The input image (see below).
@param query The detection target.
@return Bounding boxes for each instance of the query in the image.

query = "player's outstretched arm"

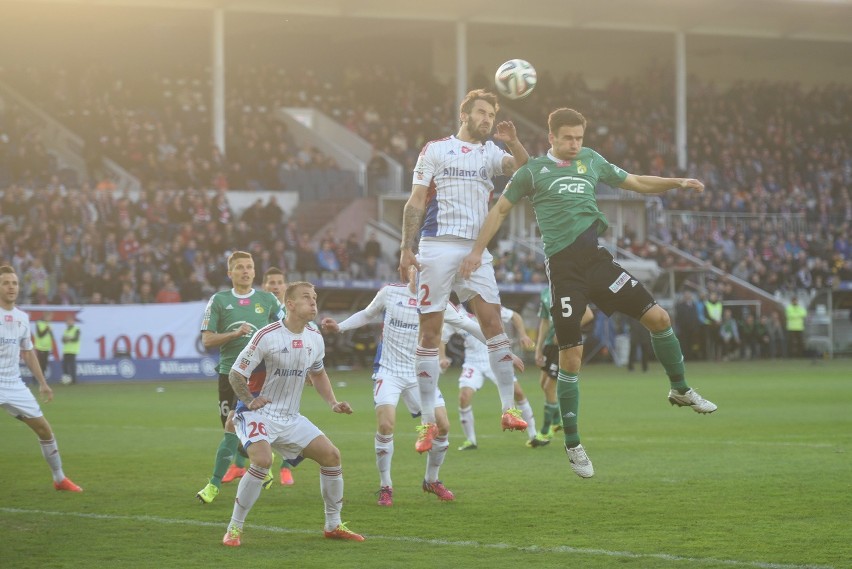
[534,317,550,367]
[460,195,514,279]
[620,174,704,195]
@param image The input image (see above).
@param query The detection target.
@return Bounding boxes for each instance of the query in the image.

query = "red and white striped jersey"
[413,136,509,240]
[0,307,32,385]
[337,284,483,378]
[232,320,325,421]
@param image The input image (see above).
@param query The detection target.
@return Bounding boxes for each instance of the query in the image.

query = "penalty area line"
[0,507,835,569]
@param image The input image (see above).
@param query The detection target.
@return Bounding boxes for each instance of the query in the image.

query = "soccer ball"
[60,374,73,385]
[494,59,537,100]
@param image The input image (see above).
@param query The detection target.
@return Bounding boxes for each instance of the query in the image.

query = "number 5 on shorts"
[560,296,573,318]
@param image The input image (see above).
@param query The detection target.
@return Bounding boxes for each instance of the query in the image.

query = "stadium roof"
[9,0,852,43]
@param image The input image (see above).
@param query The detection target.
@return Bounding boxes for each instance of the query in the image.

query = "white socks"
[415,346,439,423]
[39,438,65,483]
[487,334,516,411]
[425,435,449,482]
[375,433,394,488]
[320,466,344,531]
[229,465,268,529]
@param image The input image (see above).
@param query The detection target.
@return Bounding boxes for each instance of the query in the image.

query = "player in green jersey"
[197,252,283,503]
[534,287,594,439]
[461,108,717,479]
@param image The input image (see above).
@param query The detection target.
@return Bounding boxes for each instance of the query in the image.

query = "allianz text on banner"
[20,302,218,382]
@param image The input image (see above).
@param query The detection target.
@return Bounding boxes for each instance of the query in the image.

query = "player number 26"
[248,421,268,438]
[560,296,573,317]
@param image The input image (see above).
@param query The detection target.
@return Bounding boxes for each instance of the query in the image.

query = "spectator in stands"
[50,282,78,306]
[739,312,764,360]
[155,275,182,303]
[316,240,341,273]
[766,312,786,358]
[718,308,741,361]
[674,291,701,361]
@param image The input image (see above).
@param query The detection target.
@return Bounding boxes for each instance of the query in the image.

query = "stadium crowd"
[1,63,849,308]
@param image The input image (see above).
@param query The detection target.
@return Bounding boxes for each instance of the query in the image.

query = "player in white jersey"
[440,306,549,450]
[0,265,82,493]
[321,267,508,506]
[221,282,363,546]
[398,89,531,453]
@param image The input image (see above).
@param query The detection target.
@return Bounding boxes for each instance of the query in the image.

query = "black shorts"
[546,231,655,350]
[218,373,236,428]
[541,344,559,379]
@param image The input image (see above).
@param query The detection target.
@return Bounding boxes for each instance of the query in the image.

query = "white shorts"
[373,372,445,413]
[233,411,323,461]
[0,381,43,419]
[417,237,500,314]
[457,365,517,391]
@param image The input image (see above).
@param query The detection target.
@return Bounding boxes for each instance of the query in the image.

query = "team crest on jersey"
[576,161,587,174]
[4,315,12,322]
[461,146,471,154]
[292,339,303,348]
[255,304,264,314]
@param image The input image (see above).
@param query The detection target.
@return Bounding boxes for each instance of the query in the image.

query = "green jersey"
[503,148,628,257]
[537,287,556,346]
[202,289,284,374]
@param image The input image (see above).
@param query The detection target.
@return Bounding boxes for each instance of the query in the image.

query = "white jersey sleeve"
[443,303,486,344]
[338,286,388,332]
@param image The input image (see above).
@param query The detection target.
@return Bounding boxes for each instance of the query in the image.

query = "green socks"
[234,452,248,469]
[541,402,560,434]
[557,370,580,447]
[650,327,689,394]
[210,432,240,488]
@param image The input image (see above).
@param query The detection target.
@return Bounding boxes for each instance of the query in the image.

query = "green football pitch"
[1,359,849,569]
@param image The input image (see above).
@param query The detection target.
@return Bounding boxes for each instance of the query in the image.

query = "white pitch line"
[0,507,836,569]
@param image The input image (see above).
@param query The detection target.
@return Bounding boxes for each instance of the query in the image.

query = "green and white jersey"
[503,148,628,257]
[202,288,284,374]
[538,287,556,346]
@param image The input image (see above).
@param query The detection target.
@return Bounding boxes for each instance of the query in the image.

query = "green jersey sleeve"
[502,165,534,204]
[591,150,629,187]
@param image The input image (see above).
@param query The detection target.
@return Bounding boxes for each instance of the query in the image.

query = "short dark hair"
[0,265,15,277]
[548,108,587,134]
[460,89,499,116]
[263,267,285,283]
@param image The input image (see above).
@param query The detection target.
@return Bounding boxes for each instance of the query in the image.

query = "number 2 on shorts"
[419,284,431,306]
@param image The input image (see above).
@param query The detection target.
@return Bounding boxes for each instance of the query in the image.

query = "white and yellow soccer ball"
[494,59,537,100]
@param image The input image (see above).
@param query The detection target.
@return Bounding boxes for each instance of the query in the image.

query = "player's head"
[548,108,587,160]
[284,281,317,320]
[459,89,499,143]
[263,267,287,301]
[0,265,19,306]
[227,251,255,290]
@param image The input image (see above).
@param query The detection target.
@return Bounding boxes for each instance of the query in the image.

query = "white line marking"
[0,508,836,569]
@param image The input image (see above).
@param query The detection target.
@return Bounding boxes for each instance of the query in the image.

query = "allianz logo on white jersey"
[443,166,487,180]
